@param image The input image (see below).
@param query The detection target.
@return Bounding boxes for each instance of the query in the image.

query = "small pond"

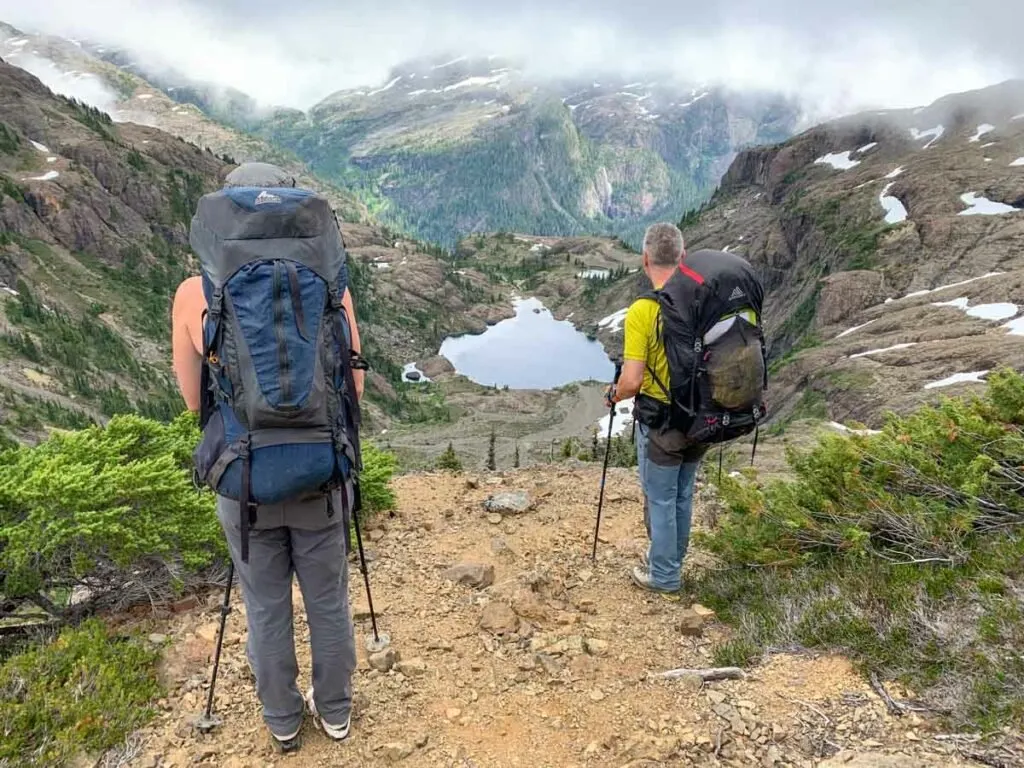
[438,297,615,389]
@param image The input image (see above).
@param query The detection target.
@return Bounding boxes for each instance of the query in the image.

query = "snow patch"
[137,93,153,100]
[814,151,861,170]
[857,142,878,153]
[909,125,944,148]
[401,363,431,383]
[981,142,996,148]
[407,89,428,97]
[836,319,876,339]
[8,39,27,47]
[368,76,402,96]
[596,397,635,438]
[1001,316,1024,335]
[849,342,916,359]
[968,124,995,142]
[958,192,1020,216]
[27,171,58,181]
[967,302,1019,321]
[442,75,503,92]
[885,166,904,179]
[1013,113,1024,121]
[432,56,466,69]
[924,371,989,389]
[373,261,391,270]
[29,140,50,153]
[598,307,629,334]
[1010,158,1024,167]
[46,156,56,163]
[879,182,907,224]
[828,421,881,436]
[932,297,970,310]
[905,274,999,301]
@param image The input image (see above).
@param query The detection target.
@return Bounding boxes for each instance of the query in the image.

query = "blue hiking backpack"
[188,175,364,562]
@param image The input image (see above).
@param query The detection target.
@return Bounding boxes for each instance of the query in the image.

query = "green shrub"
[359,442,398,512]
[0,619,162,767]
[0,412,222,613]
[696,368,1024,731]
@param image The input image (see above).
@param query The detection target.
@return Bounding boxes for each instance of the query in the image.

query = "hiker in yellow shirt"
[606,222,708,597]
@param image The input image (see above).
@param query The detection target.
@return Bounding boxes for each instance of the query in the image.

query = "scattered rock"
[196,624,219,644]
[676,609,705,636]
[444,562,496,589]
[691,603,716,619]
[480,601,519,635]
[465,477,480,489]
[484,491,531,514]
[583,638,609,656]
[445,707,462,720]
[589,689,606,702]
[487,513,504,525]
[170,595,200,613]
[675,673,704,693]
[381,742,415,763]
[352,600,388,621]
[369,647,400,672]
[148,633,168,645]
[395,658,427,677]
[819,753,947,768]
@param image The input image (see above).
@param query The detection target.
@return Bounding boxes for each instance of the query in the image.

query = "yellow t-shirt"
[623,297,671,404]
[623,296,760,405]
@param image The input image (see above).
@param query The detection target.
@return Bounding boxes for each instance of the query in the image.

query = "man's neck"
[648,265,675,289]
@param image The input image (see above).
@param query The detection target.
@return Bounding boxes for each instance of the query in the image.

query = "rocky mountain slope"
[256,56,798,248]
[0,56,523,442]
[66,42,798,248]
[0,57,229,443]
[655,79,1024,433]
[119,464,988,768]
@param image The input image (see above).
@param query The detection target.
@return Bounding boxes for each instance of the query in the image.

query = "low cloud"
[7,52,122,114]
[0,0,1017,120]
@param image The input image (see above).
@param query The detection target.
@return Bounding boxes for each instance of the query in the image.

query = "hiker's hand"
[604,385,616,408]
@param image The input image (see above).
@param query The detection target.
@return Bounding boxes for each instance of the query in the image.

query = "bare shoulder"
[173,275,205,309]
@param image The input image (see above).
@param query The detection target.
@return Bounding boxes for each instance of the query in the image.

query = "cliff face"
[673,79,1024,428]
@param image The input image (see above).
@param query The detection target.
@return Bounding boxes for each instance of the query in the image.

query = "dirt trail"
[128,466,986,768]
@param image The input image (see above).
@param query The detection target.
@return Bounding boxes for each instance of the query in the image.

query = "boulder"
[443,562,496,589]
[484,491,532,515]
[816,270,888,327]
[480,601,519,635]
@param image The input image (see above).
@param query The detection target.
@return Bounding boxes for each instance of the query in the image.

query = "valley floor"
[124,466,989,768]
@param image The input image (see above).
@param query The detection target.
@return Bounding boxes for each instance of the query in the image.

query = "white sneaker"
[304,687,352,741]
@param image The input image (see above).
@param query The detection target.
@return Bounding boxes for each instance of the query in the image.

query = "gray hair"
[643,222,685,267]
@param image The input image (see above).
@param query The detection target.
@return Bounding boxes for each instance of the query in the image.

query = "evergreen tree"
[513,443,520,468]
[437,441,462,472]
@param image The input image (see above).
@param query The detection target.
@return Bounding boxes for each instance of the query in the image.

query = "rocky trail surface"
[121,466,992,768]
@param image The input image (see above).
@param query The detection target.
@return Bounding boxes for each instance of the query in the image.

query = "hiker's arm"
[612,360,644,402]
[171,280,204,413]
[611,302,646,402]
[342,288,364,400]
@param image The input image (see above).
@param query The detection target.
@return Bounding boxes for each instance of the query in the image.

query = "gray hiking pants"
[216,493,357,737]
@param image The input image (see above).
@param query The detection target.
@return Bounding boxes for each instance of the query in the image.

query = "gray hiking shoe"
[304,687,352,741]
[630,566,681,602]
[269,725,301,753]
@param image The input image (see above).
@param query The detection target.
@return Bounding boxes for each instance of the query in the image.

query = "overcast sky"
[1,0,1019,119]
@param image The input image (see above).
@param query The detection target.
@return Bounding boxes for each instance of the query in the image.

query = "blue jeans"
[636,422,699,591]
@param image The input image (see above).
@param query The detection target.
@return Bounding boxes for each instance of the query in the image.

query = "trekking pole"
[591,362,623,562]
[351,497,390,653]
[193,560,234,734]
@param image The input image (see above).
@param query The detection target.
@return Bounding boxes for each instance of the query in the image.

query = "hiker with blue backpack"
[171,162,366,752]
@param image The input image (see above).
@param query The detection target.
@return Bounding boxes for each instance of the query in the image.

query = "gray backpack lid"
[223,162,296,188]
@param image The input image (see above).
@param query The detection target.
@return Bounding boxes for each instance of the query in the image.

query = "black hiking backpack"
[642,248,768,445]
[188,165,364,563]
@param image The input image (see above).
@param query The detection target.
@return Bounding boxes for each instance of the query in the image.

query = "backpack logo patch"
[728,286,745,301]
[255,190,282,206]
